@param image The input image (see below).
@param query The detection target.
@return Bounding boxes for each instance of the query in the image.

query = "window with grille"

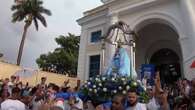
[90,30,102,43]
[89,55,100,77]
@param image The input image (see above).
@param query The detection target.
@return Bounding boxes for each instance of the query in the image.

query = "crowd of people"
[0,72,194,110]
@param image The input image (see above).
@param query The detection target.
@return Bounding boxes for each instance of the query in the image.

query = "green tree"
[36,33,80,77]
[11,0,51,65]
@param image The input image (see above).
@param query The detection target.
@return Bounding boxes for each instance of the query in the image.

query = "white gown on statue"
[106,47,137,78]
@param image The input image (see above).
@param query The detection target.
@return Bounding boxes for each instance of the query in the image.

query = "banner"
[141,64,155,86]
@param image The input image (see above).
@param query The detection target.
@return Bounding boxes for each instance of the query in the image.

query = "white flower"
[121,78,125,81]
[95,78,99,81]
[89,88,92,92]
[113,90,117,93]
[102,77,106,81]
[123,81,127,85]
[94,89,97,93]
[98,83,102,87]
[126,85,130,90]
[122,90,127,94]
[84,84,88,88]
[132,82,138,87]
[103,88,107,92]
[111,78,115,81]
[93,85,96,88]
[118,86,122,90]
[87,82,91,85]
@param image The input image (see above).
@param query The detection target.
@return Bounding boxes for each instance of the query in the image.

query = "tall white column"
[101,42,105,74]
[180,0,195,54]
[179,0,195,79]
[77,28,87,81]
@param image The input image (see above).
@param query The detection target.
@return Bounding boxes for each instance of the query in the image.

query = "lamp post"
[101,21,137,78]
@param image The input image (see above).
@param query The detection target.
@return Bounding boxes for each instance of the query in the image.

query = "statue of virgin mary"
[105,46,137,79]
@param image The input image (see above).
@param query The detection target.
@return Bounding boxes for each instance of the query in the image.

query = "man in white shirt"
[125,88,147,110]
[1,87,25,110]
[146,86,160,110]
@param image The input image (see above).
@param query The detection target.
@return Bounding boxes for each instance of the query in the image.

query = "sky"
[0,0,102,69]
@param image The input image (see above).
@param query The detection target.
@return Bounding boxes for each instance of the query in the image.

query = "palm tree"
[11,0,51,65]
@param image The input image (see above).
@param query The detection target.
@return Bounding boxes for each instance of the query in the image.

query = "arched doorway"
[150,48,181,84]
[134,21,183,84]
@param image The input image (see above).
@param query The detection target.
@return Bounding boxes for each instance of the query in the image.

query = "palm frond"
[11,0,51,29]
[11,4,22,11]
[12,15,20,23]
[12,11,26,22]
[35,0,43,5]
[39,7,52,16]
[33,17,39,31]
[36,13,47,27]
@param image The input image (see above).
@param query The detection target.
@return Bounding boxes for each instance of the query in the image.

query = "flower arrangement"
[80,75,149,105]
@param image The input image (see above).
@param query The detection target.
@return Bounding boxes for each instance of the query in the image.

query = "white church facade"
[77,0,195,82]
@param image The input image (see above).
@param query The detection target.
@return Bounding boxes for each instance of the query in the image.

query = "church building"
[77,0,195,82]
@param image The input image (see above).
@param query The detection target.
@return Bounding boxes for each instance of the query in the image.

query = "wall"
[0,62,78,87]
[77,8,109,81]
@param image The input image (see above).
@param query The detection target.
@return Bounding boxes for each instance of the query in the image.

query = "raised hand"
[154,71,162,94]
[64,79,70,87]
[161,90,169,110]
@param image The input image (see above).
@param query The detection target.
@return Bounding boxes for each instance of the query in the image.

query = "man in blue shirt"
[96,94,126,110]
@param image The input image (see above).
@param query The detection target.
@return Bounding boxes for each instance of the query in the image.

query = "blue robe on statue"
[106,48,137,78]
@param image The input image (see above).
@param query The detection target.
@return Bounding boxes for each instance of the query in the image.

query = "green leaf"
[33,17,39,31]
[36,34,79,76]
[36,13,47,27]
